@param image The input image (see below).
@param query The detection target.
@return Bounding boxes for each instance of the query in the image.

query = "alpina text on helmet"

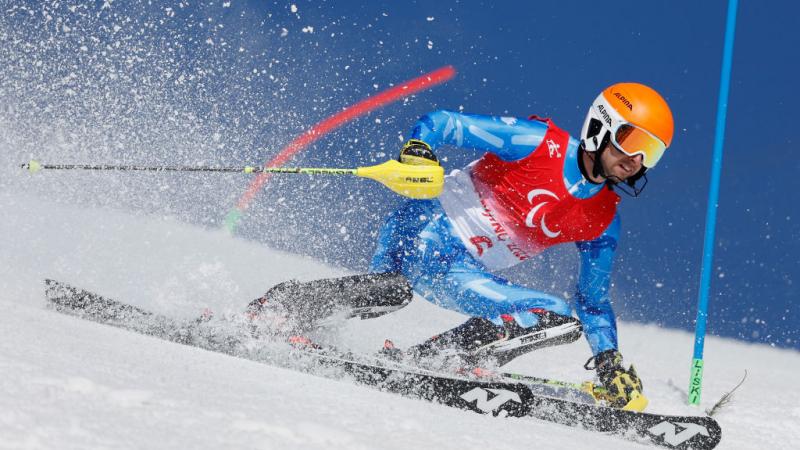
[597,104,613,128]
[613,92,633,110]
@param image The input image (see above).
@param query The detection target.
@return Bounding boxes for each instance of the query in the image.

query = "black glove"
[586,350,646,409]
[399,139,439,166]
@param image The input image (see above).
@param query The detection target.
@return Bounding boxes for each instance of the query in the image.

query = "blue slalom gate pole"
[689,0,739,406]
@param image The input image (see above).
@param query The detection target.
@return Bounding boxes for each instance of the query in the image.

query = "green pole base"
[688,358,704,405]
[224,209,243,234]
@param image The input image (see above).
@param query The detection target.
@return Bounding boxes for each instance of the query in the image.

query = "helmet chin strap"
[581,131,612,182]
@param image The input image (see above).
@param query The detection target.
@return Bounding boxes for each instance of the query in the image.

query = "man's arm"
[410,110,548,161]
[574,213,621,356]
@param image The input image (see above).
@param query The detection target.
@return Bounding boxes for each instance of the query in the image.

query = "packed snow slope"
[1,191,798,450]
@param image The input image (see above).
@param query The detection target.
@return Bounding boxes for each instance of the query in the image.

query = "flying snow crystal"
[427,17,435,21]
[223,1,231,7]
[280,28,289,37]
[302,26,314,33]
[655,282,664,288]
[291,4,298,13]
[427,40,433,50]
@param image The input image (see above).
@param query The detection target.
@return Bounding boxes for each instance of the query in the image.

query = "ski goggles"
[584,98,667,168]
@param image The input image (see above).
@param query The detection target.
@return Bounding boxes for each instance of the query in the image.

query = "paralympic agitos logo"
[524,189,561,238]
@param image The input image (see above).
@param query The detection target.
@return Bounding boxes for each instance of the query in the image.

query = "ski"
[299,347,722,449]
[44,279,722,449]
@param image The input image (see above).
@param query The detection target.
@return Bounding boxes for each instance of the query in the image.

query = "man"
[368,82,674,410]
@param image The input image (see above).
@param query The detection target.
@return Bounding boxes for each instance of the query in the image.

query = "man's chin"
[609,171,631,182]
[614,165,639,180]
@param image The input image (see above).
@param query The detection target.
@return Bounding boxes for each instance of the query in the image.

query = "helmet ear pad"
[581,118,606,153]
[587,118,604,140]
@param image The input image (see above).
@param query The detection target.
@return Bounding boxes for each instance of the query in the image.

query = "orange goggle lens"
[613,124,666,168]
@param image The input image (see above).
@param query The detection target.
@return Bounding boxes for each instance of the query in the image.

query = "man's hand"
[399,139,439,166]
[589,350,648,411]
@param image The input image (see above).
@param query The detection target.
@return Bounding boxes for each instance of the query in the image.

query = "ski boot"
[482,309,583,365]
[246,272,413,337]
[584,350,648,412]
[407,309,583,368]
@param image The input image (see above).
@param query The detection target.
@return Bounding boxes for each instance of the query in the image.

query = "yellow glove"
[399,139,439,166]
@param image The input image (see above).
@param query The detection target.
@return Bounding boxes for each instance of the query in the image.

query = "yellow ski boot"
[585,350,649,412]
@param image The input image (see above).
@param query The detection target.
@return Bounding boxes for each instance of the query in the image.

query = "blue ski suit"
[370,110,621,356]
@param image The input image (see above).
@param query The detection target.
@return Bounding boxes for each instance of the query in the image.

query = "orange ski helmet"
[580,82,674,169]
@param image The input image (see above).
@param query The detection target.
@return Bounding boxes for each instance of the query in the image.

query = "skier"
[366,82,674,410]
[249,82,673,411]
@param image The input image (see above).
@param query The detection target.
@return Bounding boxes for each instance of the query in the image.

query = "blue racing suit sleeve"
[410,110,548,162]
[575,213,621,356]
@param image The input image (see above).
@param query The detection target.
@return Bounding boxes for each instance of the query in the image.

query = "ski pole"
[21,159,445,199]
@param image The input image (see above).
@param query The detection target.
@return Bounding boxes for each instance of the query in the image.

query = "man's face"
[600,142,644,181]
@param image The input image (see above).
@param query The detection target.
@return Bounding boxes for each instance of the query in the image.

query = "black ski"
[44,279,722,449]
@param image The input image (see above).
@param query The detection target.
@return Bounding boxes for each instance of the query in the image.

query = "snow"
[1,192,799,449]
